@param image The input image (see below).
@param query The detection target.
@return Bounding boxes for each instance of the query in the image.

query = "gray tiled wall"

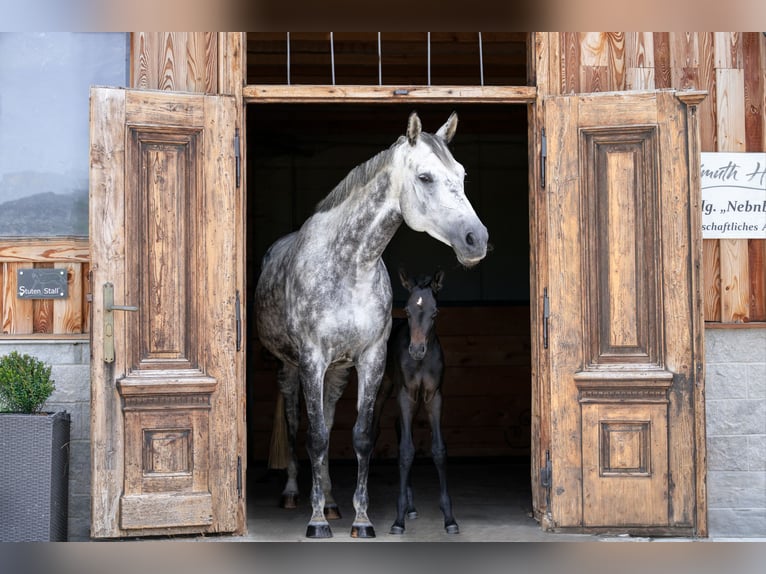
[705,327,766,537]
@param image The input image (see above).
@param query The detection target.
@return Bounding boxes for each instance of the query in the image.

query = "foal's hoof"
[445,522,460,534]
[280,494,298,509]
[407,509,419,519]
[324,504,342,520]
[306,522,333,538]
[350,524,376,538]
[389,523,405,535]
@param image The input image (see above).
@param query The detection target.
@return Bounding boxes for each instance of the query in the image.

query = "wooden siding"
[0,238,90,336]
[558,32,766,323]
[131,33,219,94]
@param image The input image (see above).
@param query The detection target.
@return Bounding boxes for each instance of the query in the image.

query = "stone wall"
[705,327,766,537]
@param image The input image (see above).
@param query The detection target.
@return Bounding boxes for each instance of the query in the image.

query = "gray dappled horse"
[373,268,458,535]
[255,112,488,538]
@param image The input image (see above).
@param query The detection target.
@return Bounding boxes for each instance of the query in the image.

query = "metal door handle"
[103,282,138,363]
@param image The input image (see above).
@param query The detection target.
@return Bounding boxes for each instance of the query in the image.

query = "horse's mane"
[314,137,404,213]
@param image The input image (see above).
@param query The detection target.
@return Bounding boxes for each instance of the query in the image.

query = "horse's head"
[397,112,489,268]
[400,268,444,361]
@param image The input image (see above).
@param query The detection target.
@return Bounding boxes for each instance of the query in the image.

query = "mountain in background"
[0,189,88,236]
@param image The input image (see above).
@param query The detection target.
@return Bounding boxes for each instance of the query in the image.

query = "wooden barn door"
[541,90,706,535]
[89,87,243,537]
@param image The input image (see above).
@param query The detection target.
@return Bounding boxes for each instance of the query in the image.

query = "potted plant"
[0,351,70,542]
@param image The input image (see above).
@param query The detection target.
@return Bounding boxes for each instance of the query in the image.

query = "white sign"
[701,152,766,239]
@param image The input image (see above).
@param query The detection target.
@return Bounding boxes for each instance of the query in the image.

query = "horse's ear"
[432,270,445,293]
[436,112,458,143]
[398,267,413,290]
[406,112,421,146]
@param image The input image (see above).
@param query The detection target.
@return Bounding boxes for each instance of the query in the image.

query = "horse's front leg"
[350,345,387,538]
[425,387,459,534]
[300,355,333,538]
[320,368,350,520]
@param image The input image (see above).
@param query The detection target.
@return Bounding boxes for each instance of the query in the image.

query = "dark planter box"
[0,411,70,541]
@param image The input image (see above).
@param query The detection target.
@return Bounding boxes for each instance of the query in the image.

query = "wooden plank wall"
[0,238,90,336]
[131,33,219,94]
[559,32,766,323]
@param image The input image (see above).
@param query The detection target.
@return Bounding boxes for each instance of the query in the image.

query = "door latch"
[103,282,138,363]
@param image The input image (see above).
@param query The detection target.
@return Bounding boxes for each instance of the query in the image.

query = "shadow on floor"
[241,457,591,542]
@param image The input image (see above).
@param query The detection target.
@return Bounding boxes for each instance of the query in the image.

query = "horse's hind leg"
[425,389,459,534]
[277,365,301,510]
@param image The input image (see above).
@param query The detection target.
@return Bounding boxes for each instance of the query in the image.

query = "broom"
[268,391,290,469]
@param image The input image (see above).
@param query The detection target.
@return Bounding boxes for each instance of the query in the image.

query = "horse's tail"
[268,392,290,469]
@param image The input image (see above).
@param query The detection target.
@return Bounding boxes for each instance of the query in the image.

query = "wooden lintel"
[244,84,537,104]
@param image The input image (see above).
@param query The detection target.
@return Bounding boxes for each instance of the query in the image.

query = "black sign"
[16,268,68,299]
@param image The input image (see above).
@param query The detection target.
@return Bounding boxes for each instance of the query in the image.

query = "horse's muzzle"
[408,343,427,361]
[454,224,489,267]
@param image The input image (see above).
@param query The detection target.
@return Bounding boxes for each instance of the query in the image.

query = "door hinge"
[540,450,552,489]
[237,455,243,498]
[235,290,242,352]
[234,128,241,189]
[542,287,550,350]
[540,449,552,511]
[540,128,547,189]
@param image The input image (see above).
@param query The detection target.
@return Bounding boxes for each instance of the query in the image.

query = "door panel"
[543,91,705,534]
[89,87,241,537]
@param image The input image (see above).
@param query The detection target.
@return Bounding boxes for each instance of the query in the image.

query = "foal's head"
[400,268,445,361]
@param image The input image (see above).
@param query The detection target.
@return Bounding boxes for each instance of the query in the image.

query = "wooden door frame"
[233,31,545,530]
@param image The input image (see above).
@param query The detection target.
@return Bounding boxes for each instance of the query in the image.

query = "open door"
[89,87,244,537]
[540,90,706,535]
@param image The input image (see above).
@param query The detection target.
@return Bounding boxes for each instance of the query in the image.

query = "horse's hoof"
[350,524,376,538]
[445,522,460,534]
[407,510,418,519]
[324,504,342,520]
[280,494,298,509]
[306,523,333,538]
[389,524,405,535]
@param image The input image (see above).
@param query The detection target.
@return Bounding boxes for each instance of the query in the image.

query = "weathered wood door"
[89,87,243,537]
[541,90,706,535]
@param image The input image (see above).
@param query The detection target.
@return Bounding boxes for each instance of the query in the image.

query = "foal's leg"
[277,364,301,509]
[300,354,333,538]
[424,388,459,534]
[349,345,387,538]
[390,384,418,534]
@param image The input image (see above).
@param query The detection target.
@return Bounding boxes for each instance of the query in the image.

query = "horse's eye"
[418,173,433,184]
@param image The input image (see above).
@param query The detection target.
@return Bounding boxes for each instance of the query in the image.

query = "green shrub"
[0,351,55,414]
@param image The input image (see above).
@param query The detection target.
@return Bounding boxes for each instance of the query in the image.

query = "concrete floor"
[237,458,596,542]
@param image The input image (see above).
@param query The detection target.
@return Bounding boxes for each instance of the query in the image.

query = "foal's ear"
[406,112,421,146]
[436,112,458,143]
[432,270,445,293]
[398,267,414,290]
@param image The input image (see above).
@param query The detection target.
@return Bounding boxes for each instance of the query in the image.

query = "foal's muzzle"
[408,343,427,361]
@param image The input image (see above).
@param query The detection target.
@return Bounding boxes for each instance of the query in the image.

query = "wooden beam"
[244,84,536,104]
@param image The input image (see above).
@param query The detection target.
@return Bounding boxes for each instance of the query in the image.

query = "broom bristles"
[268,392,290,469]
